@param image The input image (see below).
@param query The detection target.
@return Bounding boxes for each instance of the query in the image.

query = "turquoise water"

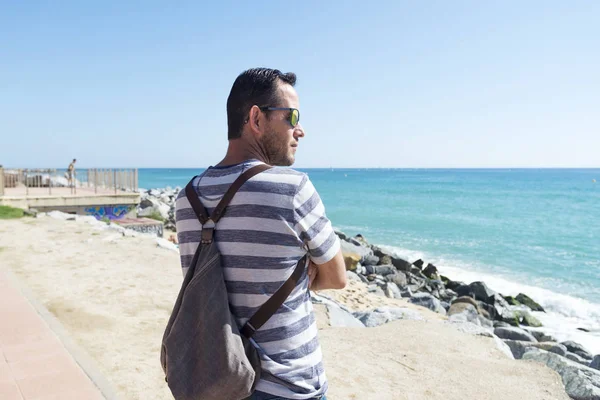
[139,168,600,351]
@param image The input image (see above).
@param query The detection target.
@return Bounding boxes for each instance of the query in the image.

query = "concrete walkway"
[0,270,105,400]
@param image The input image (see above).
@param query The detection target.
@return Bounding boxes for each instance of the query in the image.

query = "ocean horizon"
[138,167,600,353]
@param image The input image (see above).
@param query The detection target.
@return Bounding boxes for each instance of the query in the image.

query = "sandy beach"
[0,215,570,400]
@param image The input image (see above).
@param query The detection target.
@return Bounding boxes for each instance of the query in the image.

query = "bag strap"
[185,163,271,243]
[240,254,307,339]
[184,162,309,339]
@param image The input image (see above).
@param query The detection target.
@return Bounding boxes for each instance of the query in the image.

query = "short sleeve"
[293,175,340,264]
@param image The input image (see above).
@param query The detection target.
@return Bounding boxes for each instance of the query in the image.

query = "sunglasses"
[260,107,300,128]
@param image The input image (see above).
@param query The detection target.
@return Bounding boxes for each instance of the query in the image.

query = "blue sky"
[1,1,599,168]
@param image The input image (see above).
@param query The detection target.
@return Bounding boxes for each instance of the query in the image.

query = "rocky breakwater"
[136,187,181,231]
[334,230,600,400]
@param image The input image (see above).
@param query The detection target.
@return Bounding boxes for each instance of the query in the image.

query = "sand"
[0,216,569,400]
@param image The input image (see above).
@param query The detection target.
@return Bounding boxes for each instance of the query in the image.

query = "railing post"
[49,169,52,195]
[0,166,4,196]
[94,169,98,193]
[113,169,117,195]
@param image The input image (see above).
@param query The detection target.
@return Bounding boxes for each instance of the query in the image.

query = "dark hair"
[226,68,296,140]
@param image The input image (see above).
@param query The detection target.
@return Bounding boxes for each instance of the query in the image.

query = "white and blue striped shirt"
[175,159,340,399]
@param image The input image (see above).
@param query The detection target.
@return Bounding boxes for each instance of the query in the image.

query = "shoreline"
[139,186,600,355]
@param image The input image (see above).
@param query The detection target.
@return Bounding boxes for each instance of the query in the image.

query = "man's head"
[72,159,77,163]
[226,68,305,166]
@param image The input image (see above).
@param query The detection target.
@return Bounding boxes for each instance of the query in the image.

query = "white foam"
[383,245,600,354]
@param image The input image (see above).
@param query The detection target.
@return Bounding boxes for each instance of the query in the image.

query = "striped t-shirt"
[174,159,340,399]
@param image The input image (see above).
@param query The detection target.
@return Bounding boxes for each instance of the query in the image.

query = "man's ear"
[248,105,263,134]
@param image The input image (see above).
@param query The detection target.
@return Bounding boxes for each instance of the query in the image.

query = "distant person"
[174,68,346,400]
[67,158,76,187]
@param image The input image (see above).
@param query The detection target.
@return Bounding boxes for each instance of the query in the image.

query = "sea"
[139,167,600,354]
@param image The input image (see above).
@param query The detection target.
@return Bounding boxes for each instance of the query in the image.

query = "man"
[175,68,346,400]
[67,158,76,187]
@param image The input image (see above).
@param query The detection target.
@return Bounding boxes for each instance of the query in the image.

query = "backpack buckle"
[201,227,214,244]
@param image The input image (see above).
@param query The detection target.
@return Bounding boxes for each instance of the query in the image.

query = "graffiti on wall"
[84,205,133,220]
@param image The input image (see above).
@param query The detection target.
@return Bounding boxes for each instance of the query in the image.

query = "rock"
[447,302,478,317]
[340,240,373,261]
[455,284,474,298]
[469,281,496,302]
[440,301,450,311]
[346,270,362,282]
[579,327,592,332]
[352,307,424,327]
[567,352,592,366]
[327,305,365,328]
[503,296,521,306]
[494,321,513,328]
[373,265,396,276]
[334,230,348,241]
[367,285,386,297]
[591,355,600,370]
[521,312,543,327]
[438,289,457,302]
[523,349,600,400]
[409,293,446,315]
[391,256,412,272]
[385,282,402,299]
[562,341,594,360]
[412,259,425,269]
[399,286,413,298]
[343,254,361,271]
[139,198,155,209]
[444,278,466,292]
[536,342,568,357]
[493,327,538,342]
[422,263,439,280]
[379,255,393,265]
[387,272,408,288]
[493,336,515,359]
[477,301,496,320]
[352,234,369,247]
[448,304,479,324]
[527,330,557,342]
[503,340,541,359]
[446,321,493,337]
[515,293,545,312]
[362,254,379,266]
[451,296,479,308]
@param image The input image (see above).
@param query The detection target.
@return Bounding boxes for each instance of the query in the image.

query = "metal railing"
[0,167,138,196]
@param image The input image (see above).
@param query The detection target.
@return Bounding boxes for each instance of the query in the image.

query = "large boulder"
[516,293,545,312]
[591,355,600,371]
[409,293,446,315]
[391,256,412,272]
[387,272,408,288]
[422,263,439,280]
[340,240,373,262]
[352,307,424,327]
[527,330,557,342]
[562,341,594,360]
[447,302,478,317]
[384,282,402,299]
[327,305,365,328]
[523,349,600,400]
[469,281,496,302]
[372,265,396,276]
[567,352,592,366]
[502,341,567,358]
[493,327,538,342]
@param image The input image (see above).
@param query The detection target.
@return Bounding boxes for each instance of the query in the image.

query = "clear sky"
[1,1,599,168]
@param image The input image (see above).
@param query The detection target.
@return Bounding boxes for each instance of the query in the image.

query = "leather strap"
[184,164,271,226]
[240,254,307,339]
[184,163,308,340]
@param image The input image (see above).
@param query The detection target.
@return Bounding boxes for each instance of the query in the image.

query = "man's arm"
[308,249,346,291]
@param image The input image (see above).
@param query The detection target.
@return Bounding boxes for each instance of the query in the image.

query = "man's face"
[260,83,304,166]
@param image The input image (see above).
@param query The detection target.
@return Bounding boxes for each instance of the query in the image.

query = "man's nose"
[294,124,305,139]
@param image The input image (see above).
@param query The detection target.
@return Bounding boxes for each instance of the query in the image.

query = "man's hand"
[308,260,318,289]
